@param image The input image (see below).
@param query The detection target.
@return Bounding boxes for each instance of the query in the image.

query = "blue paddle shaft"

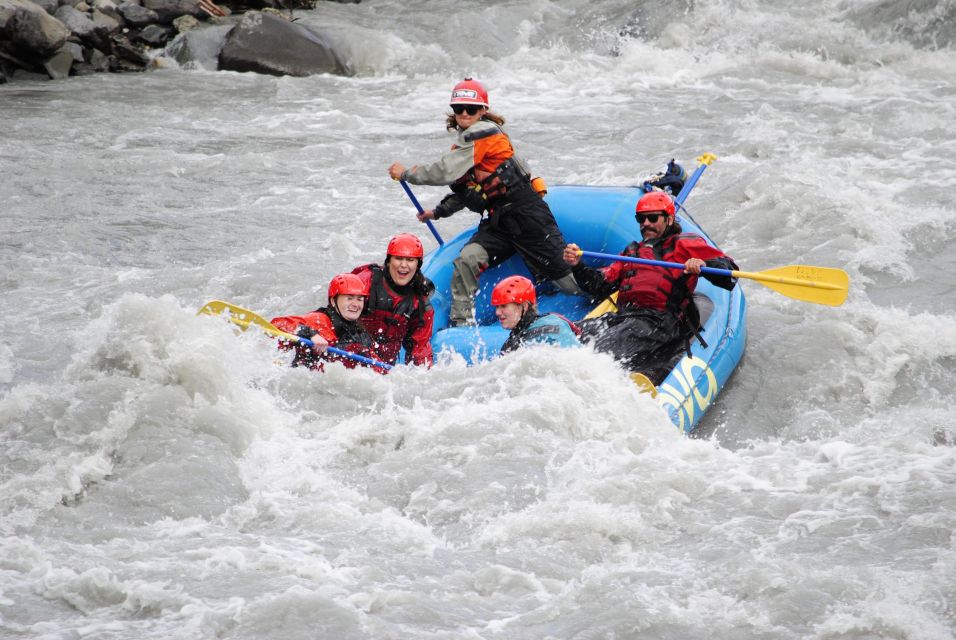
[290,336,393,370]
[400,180,444,246]
[580,250,732,278]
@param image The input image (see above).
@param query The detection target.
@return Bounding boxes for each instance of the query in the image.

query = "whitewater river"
[2,0,955,638]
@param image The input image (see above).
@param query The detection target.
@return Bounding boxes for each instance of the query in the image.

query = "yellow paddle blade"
[584,292,619,319]
[630,372,658,397]
[735,265,850,306]
[197,300,297,341]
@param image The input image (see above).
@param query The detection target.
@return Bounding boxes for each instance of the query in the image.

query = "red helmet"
[386,233,424,259]
[450,77,489,107]
[327,273,368,303]
[491,275,536,306]
[636,191,676,217]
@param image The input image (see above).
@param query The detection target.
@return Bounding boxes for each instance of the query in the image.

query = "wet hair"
[446,111,506,131]
[510,301,538,330]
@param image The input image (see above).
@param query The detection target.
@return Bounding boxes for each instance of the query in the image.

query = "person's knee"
[455,243,489,273]
[553,272,583,295]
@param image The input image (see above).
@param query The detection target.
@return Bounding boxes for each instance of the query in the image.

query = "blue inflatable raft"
[420,181,747,434]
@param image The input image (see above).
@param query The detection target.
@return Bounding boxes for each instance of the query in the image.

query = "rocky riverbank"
[0,0,356,83]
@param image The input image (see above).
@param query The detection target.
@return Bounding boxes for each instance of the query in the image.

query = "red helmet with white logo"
[386,233,424,259]
[450,77,489,107]
[327,273,368,304]
[491,275,536,306]
[635,191,676,217]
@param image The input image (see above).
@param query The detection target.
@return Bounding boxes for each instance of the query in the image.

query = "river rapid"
[2,0,955,638]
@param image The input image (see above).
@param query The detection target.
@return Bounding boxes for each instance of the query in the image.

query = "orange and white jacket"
[401,119,524,186]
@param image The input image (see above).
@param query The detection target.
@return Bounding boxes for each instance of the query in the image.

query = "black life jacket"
[293,306,376,370]
[353,264,433,364]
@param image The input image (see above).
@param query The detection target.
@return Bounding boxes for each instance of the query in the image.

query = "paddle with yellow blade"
[197,300,394,370]
[577,251,849,306]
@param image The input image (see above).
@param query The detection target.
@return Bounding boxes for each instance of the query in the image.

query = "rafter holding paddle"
[197,300,393,370]
[576,250,849,306]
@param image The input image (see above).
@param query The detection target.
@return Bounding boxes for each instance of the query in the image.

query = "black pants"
[578,309,686,384]
[469,189,572,281]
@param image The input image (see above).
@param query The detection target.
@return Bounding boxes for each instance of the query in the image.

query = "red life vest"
[606,231,729,315]
[271,306,382,372]
[351,264,434,367]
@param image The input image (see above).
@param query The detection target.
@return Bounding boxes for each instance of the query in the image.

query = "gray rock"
[111,33,148,65]
[29,0,59,14]
[88,43,108,69]
[54,5,109,49]
[164,21,228,68]
[137,22,169,45]
[2,0,71,58]
[170,12,195,31]
[62,37,82,59]
[91,0,117,13]
[42,45,72,77]
[218,10,347,77]
[90,7,119,31]
[0,1,15,29]
[141,0,200,24]
[91,0,121,22]
[117,2,155,26]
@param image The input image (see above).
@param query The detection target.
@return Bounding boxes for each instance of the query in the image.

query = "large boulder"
[31,0,58,14]
[218,10,347,77]
[163,21,229,68]
[54,4,110,49]
[118,2,158,26]
[0,0,70,58]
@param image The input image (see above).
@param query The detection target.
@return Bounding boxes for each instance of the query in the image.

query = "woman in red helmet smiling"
[271,273,384,372]
[492,275,580,354]
[388,78,580,327]
[350,233,435,367]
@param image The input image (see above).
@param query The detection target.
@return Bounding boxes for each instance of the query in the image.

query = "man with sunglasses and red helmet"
[492,275,581,354]
[350,233,435,367]
[271,273,385,373]
[562,191,738,384]
[388,77,580,327]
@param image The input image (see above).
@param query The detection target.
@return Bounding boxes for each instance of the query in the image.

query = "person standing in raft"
[562,191,738,384]
[388,77,580,327]
[492,275,581,353]
[351,233,435,367]
[271,273,385,373]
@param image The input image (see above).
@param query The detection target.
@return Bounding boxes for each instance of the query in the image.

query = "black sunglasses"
[636,213,665,224]
[451,104,483,115]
